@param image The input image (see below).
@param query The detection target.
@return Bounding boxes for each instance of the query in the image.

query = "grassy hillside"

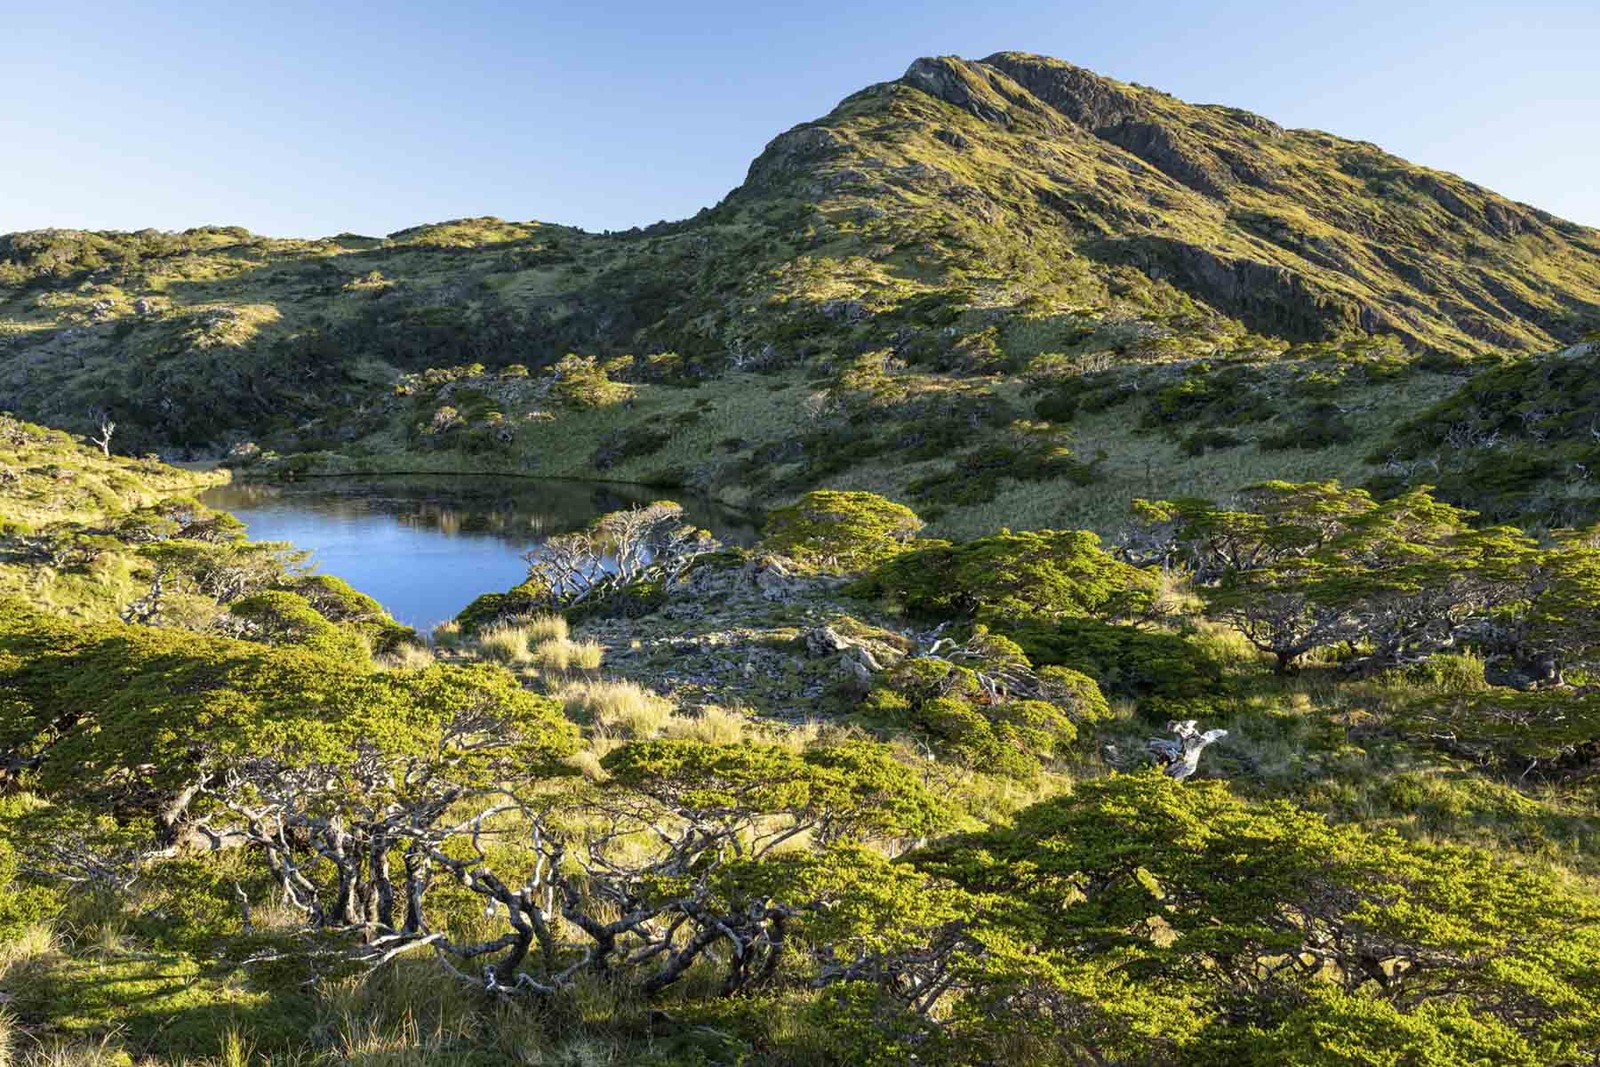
[1377,339,1600,526]
[0,414,223,529]
[3,53,1598,534]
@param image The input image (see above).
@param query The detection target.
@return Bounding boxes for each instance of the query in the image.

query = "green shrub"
[0,831,58,939]
[228,591,369,661]
[1399,653,1488,694]
[594,424,672,470]
[1259,401,1353,450]
[913,695,1035,778]
[1181,427,1244,456]
[909,422,1098,506]
[455,579,553,633]
[1141,364,1276,430]
[292,573,416,653]
[1005,617,1228,714]
[762,490,924,573]
[859,528,1154,624]
[549,354,635,408]
[1038,664,1114,722]
[858,648,1104,778]
[913,774,1600,1063]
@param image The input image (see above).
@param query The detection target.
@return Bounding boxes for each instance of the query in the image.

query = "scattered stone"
[804,625,851,657]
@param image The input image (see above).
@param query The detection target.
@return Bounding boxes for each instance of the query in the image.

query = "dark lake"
[200,476,758,630]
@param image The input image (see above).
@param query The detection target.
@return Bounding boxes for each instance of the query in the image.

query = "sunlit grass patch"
[567,638,605,671]
[562,679,675,739]
[663,704,748,745]
[515,612,569,644]
[475,623,532,664]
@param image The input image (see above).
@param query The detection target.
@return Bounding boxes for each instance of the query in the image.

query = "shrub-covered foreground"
[7,595,1599,1065]
[5,438,1600,1064]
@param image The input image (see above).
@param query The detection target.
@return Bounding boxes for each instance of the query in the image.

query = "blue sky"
[2,0,1596,236]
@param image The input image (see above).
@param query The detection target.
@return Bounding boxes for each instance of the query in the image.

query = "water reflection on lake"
[199,476,758,630]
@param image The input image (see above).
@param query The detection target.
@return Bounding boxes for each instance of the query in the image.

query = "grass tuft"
[563,680,674,739]
[475,624,532,664]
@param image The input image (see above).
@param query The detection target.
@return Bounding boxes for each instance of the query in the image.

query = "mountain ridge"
[739,51,1600,352]
[1,51,1598,530]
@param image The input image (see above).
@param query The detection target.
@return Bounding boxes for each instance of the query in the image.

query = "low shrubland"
[7,434,1600,1063]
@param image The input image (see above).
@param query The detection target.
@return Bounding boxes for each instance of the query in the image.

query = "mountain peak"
[829,50,1599,351]
[4,49,1600,457]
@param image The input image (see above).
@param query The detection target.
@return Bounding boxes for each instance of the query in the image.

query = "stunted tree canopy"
[525,501,718,607]
[860,527,1155,623]
[1136,481,1546,672]
[911,773,1600,1064]
[761,489,925,574]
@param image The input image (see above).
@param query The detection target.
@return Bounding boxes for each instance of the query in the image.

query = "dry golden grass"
[663,704,747,745]
[563,679,674,739]
[568,638,605,671]
[476,624,532,665]
[517,613,569,644]
[531,637,573,671]
[534,636,606,672]
[564,748,607,780]
[378,643,436,671]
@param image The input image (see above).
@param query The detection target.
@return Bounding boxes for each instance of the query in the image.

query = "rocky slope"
[741,51,1600,355]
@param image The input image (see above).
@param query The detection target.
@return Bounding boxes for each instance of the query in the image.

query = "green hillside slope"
[2,53,1598,532]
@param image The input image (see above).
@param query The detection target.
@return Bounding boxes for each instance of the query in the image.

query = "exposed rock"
[748,556,804,602]
[981,51,1146,130]
[804,625,852,657]
[1100,235,1409,346]
[742,123,850,189]
[902,56,1016,127]
[839,650,876,693]
[797,624,893,696]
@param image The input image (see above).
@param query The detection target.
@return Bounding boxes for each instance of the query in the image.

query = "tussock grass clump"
[568,638,605,670]
[664,704,747,745]
[1392,652,1489,696]
[378,643,437,671]
[535,636,606,672]
[210,1028,258,1067]
[2,1031,131,1067]
[1187,621,1263,669]
[516,612,569,644]
[316,959,491,1064]
[0,922,59,978]
[476,624,532,664]
[531,637,572,671]
[564,748,606,780]
[564,679,675,738]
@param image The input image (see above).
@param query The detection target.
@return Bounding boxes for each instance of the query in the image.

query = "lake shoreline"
[225,453,765,522]
[198,474,759,629]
